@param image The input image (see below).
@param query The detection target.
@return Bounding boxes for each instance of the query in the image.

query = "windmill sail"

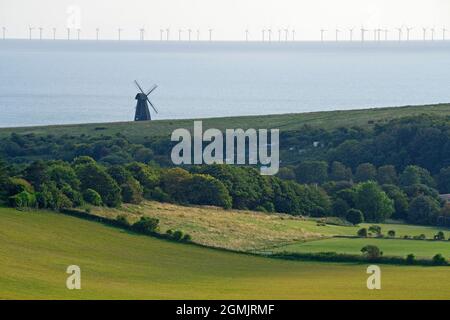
[134,80,158,121]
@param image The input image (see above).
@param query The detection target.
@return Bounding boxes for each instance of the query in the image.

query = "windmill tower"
[140,28,145,41]
[39,27,43,40]
[53,27,57,40]
[422,27,427,41]
[118,28,123,41]
[159,29,164,41]
[284,29,289,41]
[396,28,402,41]
[178,29,182,41]
[443,27,448,41]
[2,27,6,40]
[360,27,367,42]
[197,29,200,41]
[292,29,295,41]
[349,28,354,41]
[268,29,272,42]
[208,29,213,41]
[320,29,326,42]
[29,26,34,40]
[134,81,158,121]
[96,28,100,41]
[431,27,435,41]
[262,29,265,42]
[166,28,170,41]
[67,28,71,40]
[406,27,413,41]
[384,29,389,41]
[335,29,340,41]
[188,29,192,41]
[245,29,249,41]
[77,28,81,40]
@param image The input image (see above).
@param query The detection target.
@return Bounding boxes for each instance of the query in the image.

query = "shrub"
[406,254,416,265]
[387,230,396,238]
[434,231,445,241]
[346,209,364,225]
[116,214,130,227]
[172,230,184,241]
[83,189,102,206]
[357,228,368,237]
[432,254,448,266]
[132,217,159,234]
[182,234,192,242]
[361,245,383,260]
[8,191,36,208]
[368,225,382,236]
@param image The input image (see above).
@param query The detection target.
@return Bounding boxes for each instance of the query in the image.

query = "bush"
[406,254,416,265]
[116,214,130,227]
[346,209,364,225]
[357,228,368,237]
[8,191,36,208]
[83,189,102,206]
[432,254,448,266]
[361,245,383,260]
[368,225,382,236]
[434,231,445,241]
[132,217,159,234]
[387,230,396,238]
[182,234,192,242]
[171,230,184,241]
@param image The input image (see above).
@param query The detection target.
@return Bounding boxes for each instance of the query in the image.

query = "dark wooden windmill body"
[134,80,158,121]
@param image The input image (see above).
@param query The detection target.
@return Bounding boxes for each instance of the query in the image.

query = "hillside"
[1,103,450,141]
[91,201,449,252]
[1,207,449,299]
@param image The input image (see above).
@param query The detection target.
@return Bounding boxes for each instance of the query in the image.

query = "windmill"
[2,27,6,40]
[96,28,100,41]
[431,27,435,41]
[443,27,448,41]
[422,27,427,41]
[188,29,192,41]
[335,29,340,41]
[349,28,354,41]
[29,26,34,40]
[245,29,249,41]
[140,28,145,41]
[396,27,403,41]
[268,29,272,42]
[133,81,158,121]
[39,27,43,40]
[159,29,164,41]
[67,28,71,40]
[196,29,200,41]
[118,28,123,41]
[292,29,295,41]
[406,27,413,41]
[166,28,170,41]
[261,29,266,42]
[278,29,282,41]
[320,29,327,42]
[284,29,289,41]
[360,27,367,42]
[178,29,183,41]
[208,28,213,41]
[77,28,81,40]
[53,27,57,40]
[383,29,389,41]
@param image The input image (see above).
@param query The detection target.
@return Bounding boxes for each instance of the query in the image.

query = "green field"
[274,238,450,259]
[92,201,449,251]
[1,207,449,299]
[1,103,450,142]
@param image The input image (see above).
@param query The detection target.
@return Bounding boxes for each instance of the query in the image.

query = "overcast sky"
[1,0,449,40]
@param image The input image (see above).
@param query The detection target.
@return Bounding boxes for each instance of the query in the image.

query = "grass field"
[1,103,450,142]
[274,238,450,259]
[1,207,449,299]
[91,201,449,252]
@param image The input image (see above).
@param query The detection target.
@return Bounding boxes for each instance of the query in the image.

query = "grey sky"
[1,0,449,40]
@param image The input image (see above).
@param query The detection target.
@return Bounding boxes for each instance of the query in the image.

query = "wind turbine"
[118,28,123,41]
[159,29,164,41]
[373,29,377,41]
[53,27,57,40]
[39,27,43,40]
[197,29,200,41]
[284,29,289,41]
[422,27,427,41]
[262,29,266,42]
[320,29,327,42]
[67,28,71,40]
[278,29,282,41]
[96,28,100,41]
[396,27,403,41]
[166,28,170,41]
[384,29,389,41]
[77,28,81,40]
[406,27,413,41]
[2,27,5,40]
[431,27,435,41]
[208,28,213,41]
[178,29,182,41]
[292,29,296,41]
[443,27,448,41]
[268,29,272,42]
[140,28,145,41]
[360,27,367,42]
[28,26,34,40]
[245,29,249,41]
[188,29,192,41]
[335,29,340,41]
[349,28,354,41]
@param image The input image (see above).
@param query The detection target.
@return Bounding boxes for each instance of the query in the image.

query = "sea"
[0,40,449,128]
